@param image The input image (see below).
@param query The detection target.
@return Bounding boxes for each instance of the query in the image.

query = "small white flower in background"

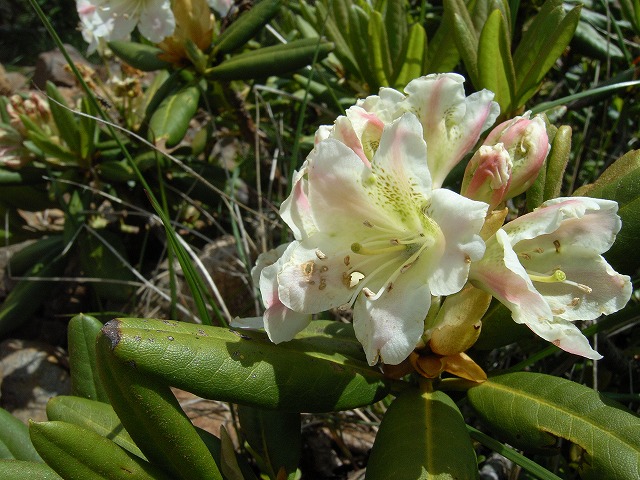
[76,0,176,52]
[253,86,490,365]
[470,197,632,359]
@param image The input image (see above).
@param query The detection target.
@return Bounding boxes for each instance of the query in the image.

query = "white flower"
[77,0,175,52]
[261,113,488,365]
[470,197,632,359]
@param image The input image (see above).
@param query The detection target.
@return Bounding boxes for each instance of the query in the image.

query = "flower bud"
[462,113,549,209]
[461,144,512,210]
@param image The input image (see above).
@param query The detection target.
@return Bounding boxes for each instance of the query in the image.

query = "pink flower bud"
[484,113,549,199]
[462,113,549,209]
[461,144,512,210]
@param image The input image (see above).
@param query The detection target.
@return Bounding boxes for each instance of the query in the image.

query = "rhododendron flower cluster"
[245,73,631,369]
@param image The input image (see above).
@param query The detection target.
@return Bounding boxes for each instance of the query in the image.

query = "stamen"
[351,242,407,255]
[528,269,567,283]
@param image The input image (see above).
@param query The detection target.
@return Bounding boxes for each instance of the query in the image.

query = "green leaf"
[208,39,333,80]
[425,9,461,73]
[0,460,62,479]
[98,318,392,412]
[96,160,136,182]
[46,396,143,459]
[96,333,223,480]
[384,0,408,70]
[214,0,282,54]
[367,10,392,87]
[445,0,479,86]
[393,23,427,89]
[29,421,172,480]
[68,315,109,403]
[316,2,360,79]
[477,9,515,114]
[467,372,640,479]
[238,406,301,478]
[514,3,581,107]
[0,408,42,461]
[578,150,640,275]
[366,389,478,479]
[571,20,625,62]
[46,81,80,153]
[108,41,171,71]
[348,5,376,86]
[148,85,200,148]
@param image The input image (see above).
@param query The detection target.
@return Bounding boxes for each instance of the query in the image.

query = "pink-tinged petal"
[279,167,316,240]
[428,188,488,296]
[470,229,553,325]
[263,303,312,344]
[506,197,621,252]
[138,0,176,42]
[525,317,602,360]
[402,73,500,188]
[353,262,432,365]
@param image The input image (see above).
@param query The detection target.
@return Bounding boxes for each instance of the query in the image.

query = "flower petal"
[525,316,602,360]
[428,188,488,296]
[353,262,431,365]
[401,73,500,187]
[470,229,553,325]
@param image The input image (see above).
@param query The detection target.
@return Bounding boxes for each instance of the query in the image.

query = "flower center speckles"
[341,219,439,306]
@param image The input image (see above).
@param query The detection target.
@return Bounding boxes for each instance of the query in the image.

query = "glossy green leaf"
[96,333,223,480]
[368,11,392,87]
[542,125,572,200]
[29,421,171,480]
[99,318,391,412]
[0,460,62,479]
[108,41,171,71]
[477,9,515,114]
[46,396,143,459]
[0,247,66,337]
[467,372,640,479]
[208,39,333,80]
[214,0,282,54]
[238,406,300,479]
[148,85,200,148]
[514,2,581,107]
[0,408,42,461]
[366,389,478,479]
[68,315,109,402]
[619,0,640,33]
[393,23,427,89]
[46,81,80,153]
[578,150,640,275]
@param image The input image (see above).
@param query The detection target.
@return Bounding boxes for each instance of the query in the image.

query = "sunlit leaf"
[468,372,640,479]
